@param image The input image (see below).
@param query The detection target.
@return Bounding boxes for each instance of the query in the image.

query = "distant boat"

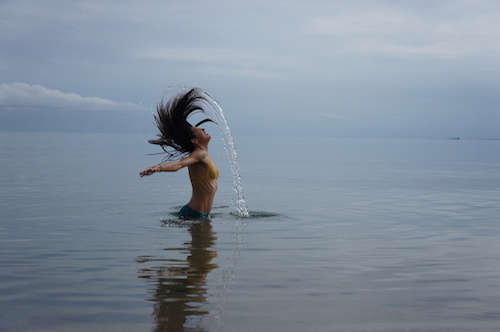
[448,137,460,140]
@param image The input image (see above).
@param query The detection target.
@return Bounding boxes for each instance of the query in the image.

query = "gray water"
[1,131,500,331]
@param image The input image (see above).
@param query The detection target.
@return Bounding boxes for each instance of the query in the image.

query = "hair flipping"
[148,88,216,161]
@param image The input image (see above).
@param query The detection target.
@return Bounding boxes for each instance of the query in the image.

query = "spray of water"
[195,89,250,217]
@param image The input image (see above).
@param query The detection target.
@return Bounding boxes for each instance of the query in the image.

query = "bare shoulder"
[191,148,209,160]
[184,148,209,165]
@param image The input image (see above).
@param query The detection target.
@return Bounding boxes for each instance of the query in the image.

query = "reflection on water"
[137,220,218,332]
[4,132,500,331]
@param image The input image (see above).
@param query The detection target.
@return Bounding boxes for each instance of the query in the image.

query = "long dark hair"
[148,88,215,161]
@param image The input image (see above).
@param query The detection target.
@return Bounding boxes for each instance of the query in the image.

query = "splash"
[195,89,250,217]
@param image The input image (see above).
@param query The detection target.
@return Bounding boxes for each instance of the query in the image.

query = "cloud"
[0,82,145,112]
[134,47,293,79]
[0,82,151,133]
[301,4,500,58]
[1,1,499,137]
[319,112,351,121]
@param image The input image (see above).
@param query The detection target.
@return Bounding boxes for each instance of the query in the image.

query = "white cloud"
[301,4,500,58]
[303,9,424,37]
[0,82,145,112]
[135,47,293,79]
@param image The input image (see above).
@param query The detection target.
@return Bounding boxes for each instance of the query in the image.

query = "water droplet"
[198,90,250,217]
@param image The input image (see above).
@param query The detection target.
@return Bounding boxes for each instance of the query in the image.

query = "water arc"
[192,89,250,217]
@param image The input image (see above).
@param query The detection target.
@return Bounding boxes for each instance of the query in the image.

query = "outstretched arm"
[139,149,207,177]
[139,162,178,177]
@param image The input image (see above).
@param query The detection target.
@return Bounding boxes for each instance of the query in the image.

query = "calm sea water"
[1,131,500,332]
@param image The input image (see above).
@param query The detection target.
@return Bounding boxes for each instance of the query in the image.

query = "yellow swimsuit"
[192,159,219,184]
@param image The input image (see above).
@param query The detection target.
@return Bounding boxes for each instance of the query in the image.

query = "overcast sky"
[1,0,499,138]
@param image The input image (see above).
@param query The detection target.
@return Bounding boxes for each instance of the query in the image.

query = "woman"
[139,88,219,220]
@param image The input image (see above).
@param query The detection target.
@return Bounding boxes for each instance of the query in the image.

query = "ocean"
[1,131,500,332]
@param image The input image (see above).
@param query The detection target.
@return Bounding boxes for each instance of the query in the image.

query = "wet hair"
[148,88,215,161]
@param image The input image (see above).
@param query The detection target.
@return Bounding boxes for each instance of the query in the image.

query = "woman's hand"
[139,165,160,177]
